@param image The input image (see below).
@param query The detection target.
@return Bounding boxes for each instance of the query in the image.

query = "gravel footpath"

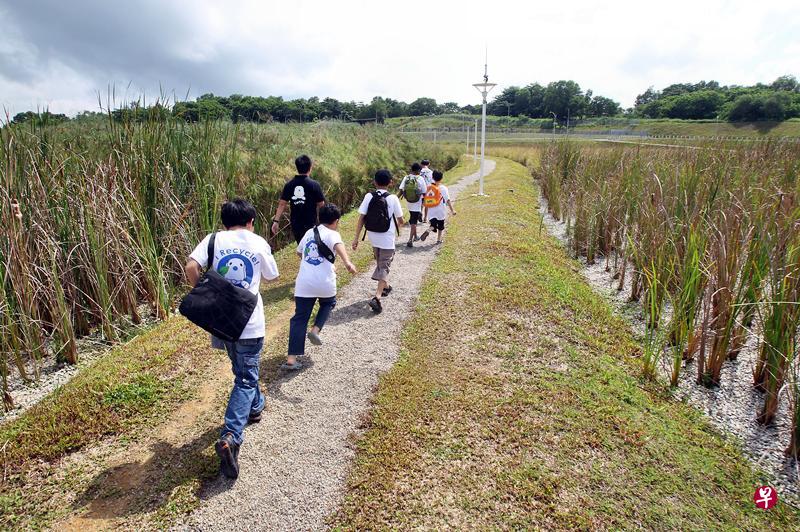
[180,160,496,531]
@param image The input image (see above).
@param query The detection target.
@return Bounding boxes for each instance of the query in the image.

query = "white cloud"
[0,0,798,116]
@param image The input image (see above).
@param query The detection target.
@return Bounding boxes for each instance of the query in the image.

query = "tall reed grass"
[0,113,459,408]
[534,140,800,457]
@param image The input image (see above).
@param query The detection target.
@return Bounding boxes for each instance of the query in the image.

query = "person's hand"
[10,199,22,220]
[345,261,357,274]
[271,221,280,235]
[351,240,359,251]
[452,211,457,216]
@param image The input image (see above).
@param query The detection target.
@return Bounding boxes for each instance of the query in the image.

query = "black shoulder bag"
[178,233,259,342]
[313,226,336,263]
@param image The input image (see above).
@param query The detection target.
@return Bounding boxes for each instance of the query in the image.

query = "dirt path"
[59,308,296,531]
[179,160,495,531]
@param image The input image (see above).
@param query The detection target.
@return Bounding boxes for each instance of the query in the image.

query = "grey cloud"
[0,0,330,108]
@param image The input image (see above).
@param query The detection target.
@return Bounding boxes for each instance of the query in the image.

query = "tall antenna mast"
[473,45,496,196]
[483,46,488,82]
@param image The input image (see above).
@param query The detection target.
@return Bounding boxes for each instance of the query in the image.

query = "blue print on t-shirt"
[303,238,324,266]
[217,254,255,289]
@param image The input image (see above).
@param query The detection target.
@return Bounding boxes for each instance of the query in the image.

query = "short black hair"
[374,169,392,186]
[319,203,341,225]
[421,159,430,166]
[295,154,312,174]
[432,170,444,182]
[411,162,422,173]
[221,198,257,228]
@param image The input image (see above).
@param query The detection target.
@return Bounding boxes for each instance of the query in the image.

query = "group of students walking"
[184,154,455,479]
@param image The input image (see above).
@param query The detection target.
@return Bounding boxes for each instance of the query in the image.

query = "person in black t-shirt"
[271,154,326,243]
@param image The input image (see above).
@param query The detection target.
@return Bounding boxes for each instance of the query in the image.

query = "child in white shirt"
[352,169,405,314]
[285,204,356,370]
[420,170,456,245]
[398,162,427,247]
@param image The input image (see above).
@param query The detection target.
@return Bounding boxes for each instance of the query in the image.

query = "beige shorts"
[371,247,395,281]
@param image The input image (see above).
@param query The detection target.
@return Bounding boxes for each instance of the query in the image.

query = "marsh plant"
[0,110,459,408]
[535,139,800,456]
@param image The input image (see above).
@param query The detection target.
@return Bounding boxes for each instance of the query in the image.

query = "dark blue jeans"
[221,337,265,445]
[288,296,337,356]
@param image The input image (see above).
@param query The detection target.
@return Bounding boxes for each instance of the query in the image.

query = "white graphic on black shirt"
[291,186,306,205]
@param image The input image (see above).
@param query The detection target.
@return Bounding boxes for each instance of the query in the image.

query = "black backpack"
[178,233,258,342]
[363,191,399,239]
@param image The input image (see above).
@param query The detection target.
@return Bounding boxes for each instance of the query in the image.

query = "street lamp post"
[473,67,497,196]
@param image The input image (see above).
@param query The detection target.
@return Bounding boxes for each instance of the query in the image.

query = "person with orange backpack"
[419,170,456,245]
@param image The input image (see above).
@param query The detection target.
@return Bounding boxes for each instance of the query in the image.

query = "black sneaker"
[420,231,429,242]
[382,286,393,297]
[406,241,413,248]
[248,409,263,424]
[368,297,383,314]
[215,433,240,479]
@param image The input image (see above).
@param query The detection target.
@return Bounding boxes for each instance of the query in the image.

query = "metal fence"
[397,128,800,144]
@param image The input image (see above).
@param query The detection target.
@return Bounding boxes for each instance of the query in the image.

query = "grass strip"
[330,158,800,529]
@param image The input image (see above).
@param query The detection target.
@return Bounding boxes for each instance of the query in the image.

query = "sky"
[1,0,798,116]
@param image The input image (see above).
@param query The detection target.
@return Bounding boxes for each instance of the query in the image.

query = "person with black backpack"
[283,204,357,371]
[184,199,279,480]
[351,169,405,314]
[398,162,427,248]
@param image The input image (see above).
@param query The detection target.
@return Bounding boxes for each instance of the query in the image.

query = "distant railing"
[395,128,800,144]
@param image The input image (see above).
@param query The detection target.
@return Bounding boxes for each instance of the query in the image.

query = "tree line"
[633,75,800,121]
[486,80,621,121]
[8,75,799,126]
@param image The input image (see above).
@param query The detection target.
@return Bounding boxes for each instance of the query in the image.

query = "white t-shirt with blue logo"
[190,229,279,339]
[294,225,343,298]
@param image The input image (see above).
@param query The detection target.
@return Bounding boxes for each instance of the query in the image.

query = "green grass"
[330,158,800,529]
[387,113,800,137]
[0,153,479,530]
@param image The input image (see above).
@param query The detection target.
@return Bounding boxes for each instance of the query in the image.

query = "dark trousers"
[292,223,313,244]
[288,296,337,356]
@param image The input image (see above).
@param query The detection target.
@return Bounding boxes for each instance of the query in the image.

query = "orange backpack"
[423,184,443,207]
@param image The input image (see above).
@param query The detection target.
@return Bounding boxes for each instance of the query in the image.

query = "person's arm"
[352,214,365,250]
[184,258,203,287]
[260,254,280,282]
[315,182,325,214]
[271,199,289,235]
[334,243,357,273]
[393,196,405,227]
[447,198,457,216]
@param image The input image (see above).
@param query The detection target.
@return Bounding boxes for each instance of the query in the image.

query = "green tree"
[771,75,799,92]
[543,80,584,119]
[588,95,621,117]
[408,97,438,116]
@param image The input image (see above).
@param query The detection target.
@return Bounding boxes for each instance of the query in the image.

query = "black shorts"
[429,218,445,231]
[409,211,423,225]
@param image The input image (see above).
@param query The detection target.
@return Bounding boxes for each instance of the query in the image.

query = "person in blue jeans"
[185,199,279,479]
[284,204,356,370]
